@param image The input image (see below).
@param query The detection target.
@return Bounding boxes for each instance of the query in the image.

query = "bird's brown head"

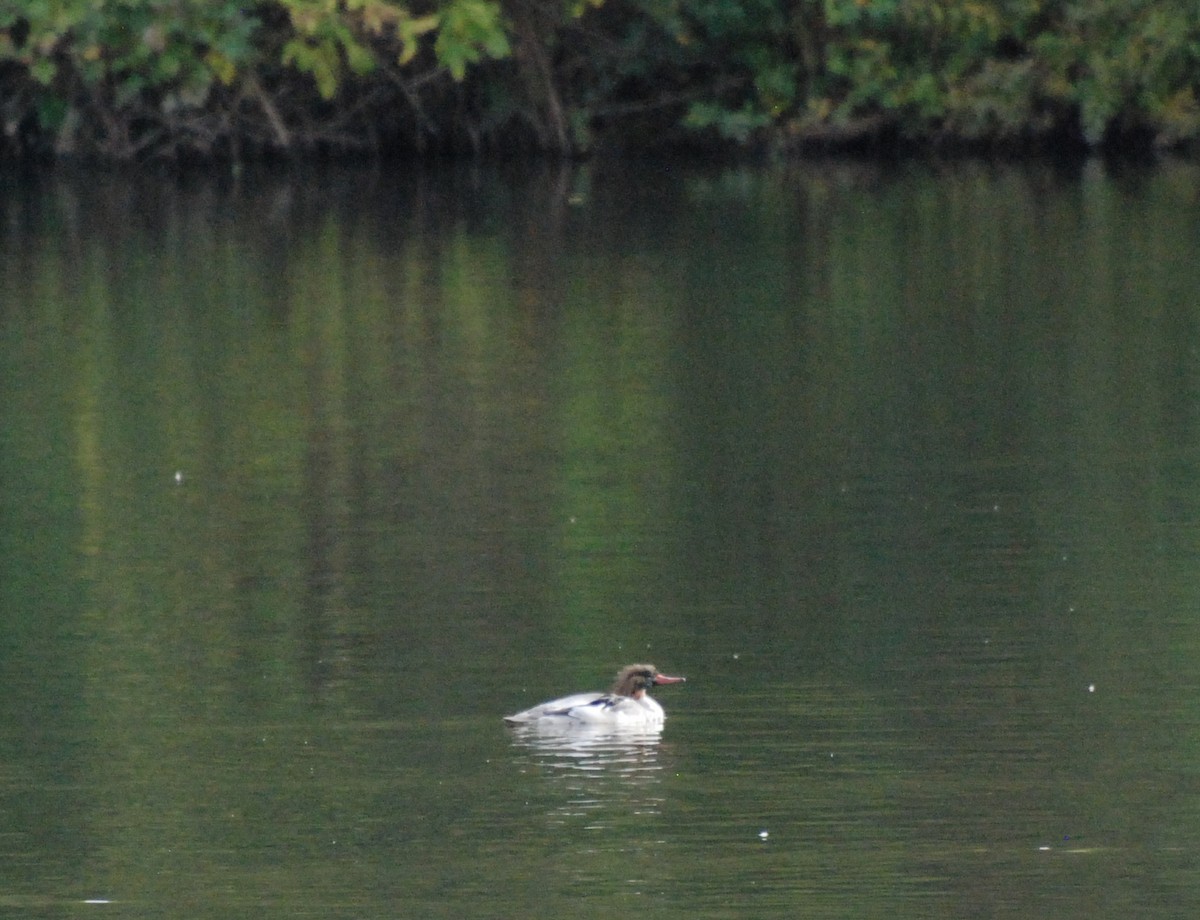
[612,664,686,699]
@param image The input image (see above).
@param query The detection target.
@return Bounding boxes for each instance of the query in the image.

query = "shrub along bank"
[1,0,1198,161]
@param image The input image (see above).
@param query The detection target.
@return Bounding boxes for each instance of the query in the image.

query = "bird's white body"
[504,690,667,727]
[503,664,684,728]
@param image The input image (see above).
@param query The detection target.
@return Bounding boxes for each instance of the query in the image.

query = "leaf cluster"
[1,0,1198,159]
[0,0,514,157]
[655,0,1200,151]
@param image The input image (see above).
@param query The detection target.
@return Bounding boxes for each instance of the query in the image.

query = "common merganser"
[503,664,686,728]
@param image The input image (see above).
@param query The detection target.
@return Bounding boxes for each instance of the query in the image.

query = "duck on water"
[503,664,686,728]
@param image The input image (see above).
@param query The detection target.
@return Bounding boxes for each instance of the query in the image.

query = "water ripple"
[507,723,669,826]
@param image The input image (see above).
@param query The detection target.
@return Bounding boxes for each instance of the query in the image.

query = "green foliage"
[654,0,1200,149]
[4,1,256,88]
[0,0,511,104]
[435,0,511,80]
[0,0,517,153]
[1,0,1200,157]
[1030,1,1200,145]
[267,0,513,93]
[628,0,796,142]
[280,0,442,99]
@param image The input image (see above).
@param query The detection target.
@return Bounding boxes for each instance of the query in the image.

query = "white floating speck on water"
[174,470,184,483]
[1088,684,1095,693]
[758,830,769,840]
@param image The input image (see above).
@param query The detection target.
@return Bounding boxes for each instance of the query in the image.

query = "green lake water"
[2,158,1200,917]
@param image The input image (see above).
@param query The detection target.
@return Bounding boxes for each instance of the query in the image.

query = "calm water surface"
[2,159,1200,917]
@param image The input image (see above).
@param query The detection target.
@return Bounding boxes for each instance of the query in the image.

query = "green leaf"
[435,0,510,80]
[344,36,375,76]
[282,37,341,99]
[30,57,57,85]
[397,13,439,65]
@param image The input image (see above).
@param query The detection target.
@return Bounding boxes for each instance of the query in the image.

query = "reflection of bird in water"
[509,720,665,766]
[503,664,686,728]
[508,721,671,825]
